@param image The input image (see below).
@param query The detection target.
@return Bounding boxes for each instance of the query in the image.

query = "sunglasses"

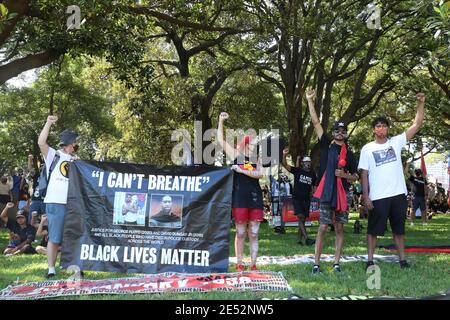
[333,129,347,134]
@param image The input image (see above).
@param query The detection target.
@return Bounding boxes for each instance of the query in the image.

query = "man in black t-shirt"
[1,202,36,255]
[307,89,359,274]
[409,168,428,225]
[282,149,317,245]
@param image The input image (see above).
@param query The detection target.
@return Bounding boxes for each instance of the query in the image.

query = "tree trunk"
[0,50,61,85]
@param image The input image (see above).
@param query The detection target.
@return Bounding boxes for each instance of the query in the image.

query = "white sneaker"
[410,222,414,227]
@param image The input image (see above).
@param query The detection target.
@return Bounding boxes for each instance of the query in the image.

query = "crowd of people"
[1,89,449,278]
[1,115,79,278]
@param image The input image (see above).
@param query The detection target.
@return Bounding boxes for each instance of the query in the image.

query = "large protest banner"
[61,161,233,274]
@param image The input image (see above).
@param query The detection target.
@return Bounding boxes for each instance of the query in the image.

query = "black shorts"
[368,194,407,236]
[293,199,310,218]
[412,196,426,212]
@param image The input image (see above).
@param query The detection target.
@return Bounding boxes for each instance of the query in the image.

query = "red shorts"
[232,208,264,224]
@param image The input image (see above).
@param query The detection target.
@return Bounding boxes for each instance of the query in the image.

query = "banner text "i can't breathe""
[97,172,210,192]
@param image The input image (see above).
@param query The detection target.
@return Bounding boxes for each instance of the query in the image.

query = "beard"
[333,133,346,141]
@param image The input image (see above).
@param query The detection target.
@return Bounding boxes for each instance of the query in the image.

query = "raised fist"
[47,115,58,125]
[219,112,229,121]
[283,148,289,155]
[6,202,14,209]
[416,92,425,103]
[306,89,316,101]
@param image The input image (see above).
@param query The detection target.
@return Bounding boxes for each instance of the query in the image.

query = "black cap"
[59,129,78,145]
[333,121,347,131]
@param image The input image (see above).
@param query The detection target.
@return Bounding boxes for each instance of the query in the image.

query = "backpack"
[37,152,60,199]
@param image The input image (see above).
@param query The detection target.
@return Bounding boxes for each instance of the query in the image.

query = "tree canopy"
[0,0,448,170]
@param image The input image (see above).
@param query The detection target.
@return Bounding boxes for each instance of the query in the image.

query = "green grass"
[1,212,449,300]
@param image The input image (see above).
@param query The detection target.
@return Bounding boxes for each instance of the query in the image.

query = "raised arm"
[281,148,292,172]
[38,115,58,158]
[217,112,238,161]
[0,202,14,224]
[406,93,425,141]
[36,214,48,237]
[27,154,34,173]
[306,89,324,140]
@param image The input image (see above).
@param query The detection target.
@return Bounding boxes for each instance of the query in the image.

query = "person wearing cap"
[358,93,426,271]
[1,202,37,255]
[282,149,317,245]
[38,115,80,278]
[407,166,429,226]
[217,112,264,272]
[306,89,359,274]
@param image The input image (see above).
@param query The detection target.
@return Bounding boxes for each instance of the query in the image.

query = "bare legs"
[367,234,377,261]
[235,223,247,265]
[235,221,261,267]
[47,241,60,274]
[248,221,260,266]
[297,216,308,243]
[314,222,345,265]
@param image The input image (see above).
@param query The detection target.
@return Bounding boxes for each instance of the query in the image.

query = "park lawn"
[0,212,449,300]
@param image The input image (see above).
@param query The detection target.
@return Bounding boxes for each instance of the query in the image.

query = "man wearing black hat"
[1,202,36,255]
[358,93,426,271]
[306,89,358,274]
[38,115,80,278]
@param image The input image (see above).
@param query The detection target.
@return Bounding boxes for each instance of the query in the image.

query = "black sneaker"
[46,272,55,279]
[312,265,321,274]
[297,240,304,245]
[305,238,316,246]
[400,260,410,269]
[365,260,375,271]
[332,264,341,273]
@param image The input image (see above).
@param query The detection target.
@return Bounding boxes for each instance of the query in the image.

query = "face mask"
[302,162,311,171]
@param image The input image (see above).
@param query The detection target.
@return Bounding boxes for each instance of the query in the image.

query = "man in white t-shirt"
[38,115,80,278]
[358,93,425,271]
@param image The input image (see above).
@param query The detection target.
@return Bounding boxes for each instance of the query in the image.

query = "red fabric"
[335,144,347,213]
[313,173,325,199]
[386,248,450,253]
[232,208,264,223]
[420,150,427,177]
